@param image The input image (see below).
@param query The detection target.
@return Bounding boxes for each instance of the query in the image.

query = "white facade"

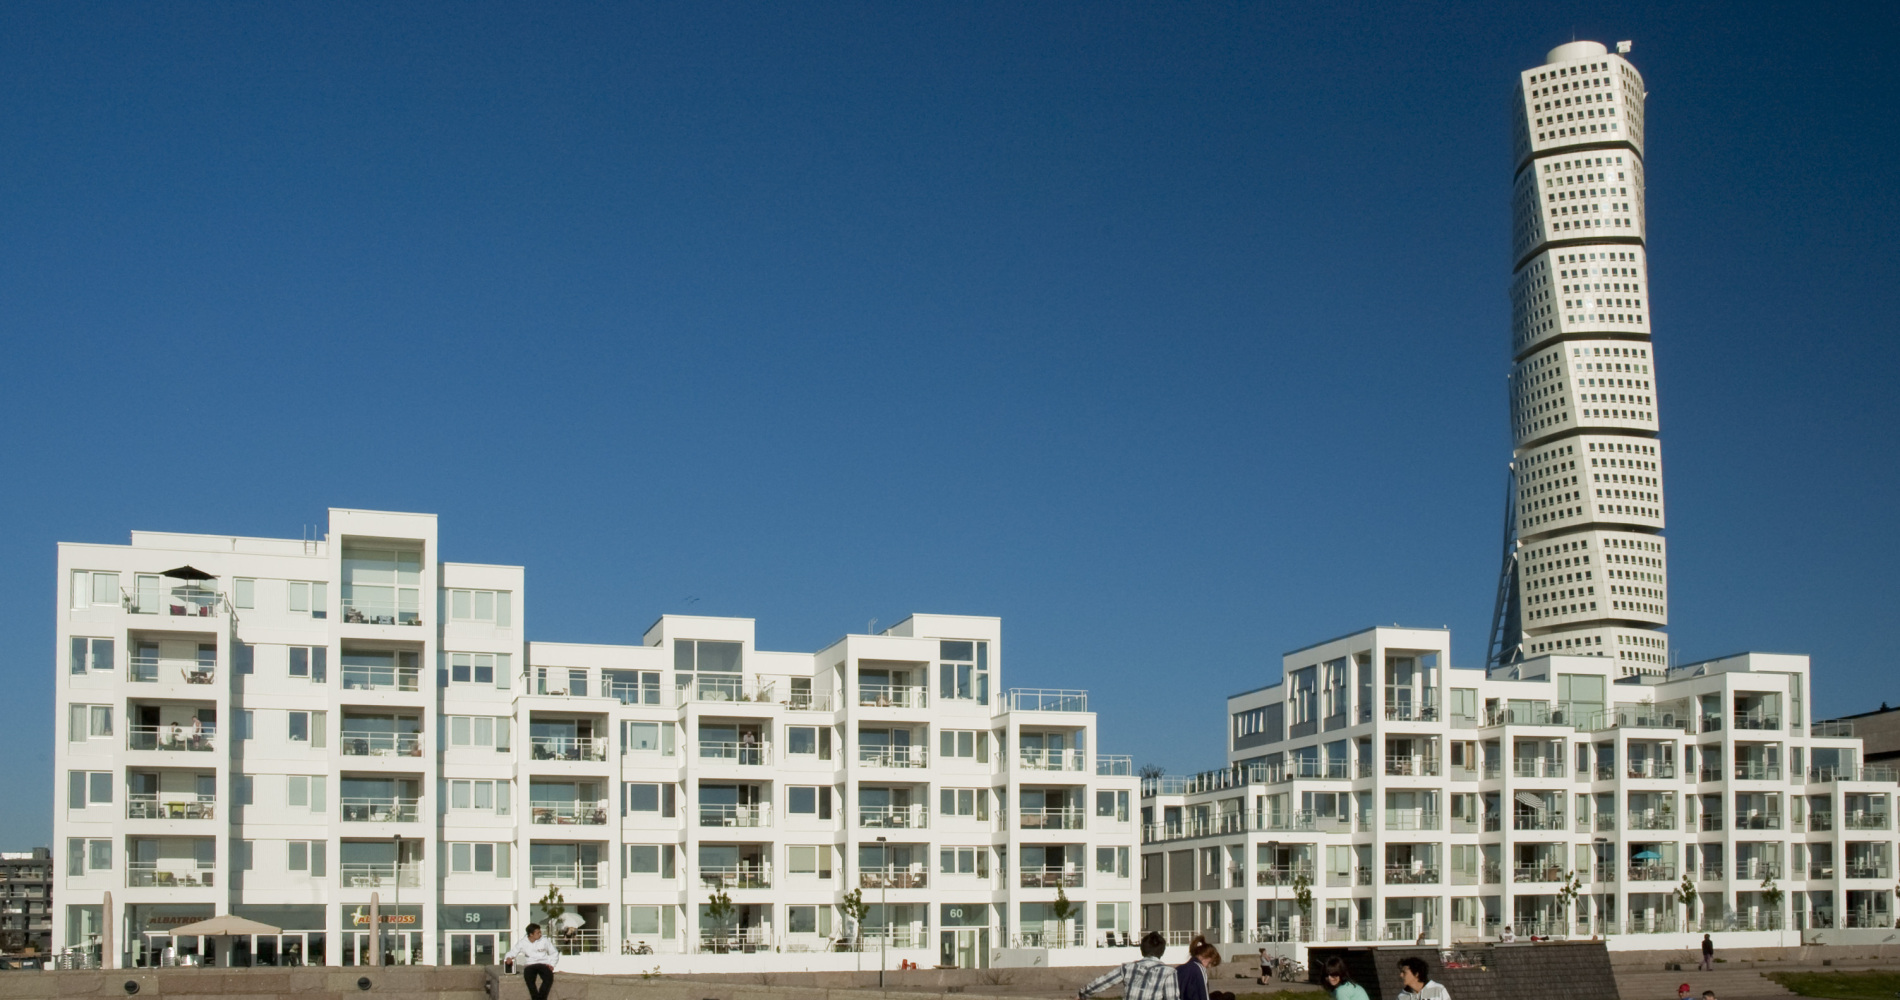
[52,508,1140,970]
[1141,626,1896,951]
[1507,40,1668,674]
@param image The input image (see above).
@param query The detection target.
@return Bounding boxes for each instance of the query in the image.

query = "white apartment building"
[53,508,1140,970]
[1494,39,1669,675]
[1141,625,1896,952]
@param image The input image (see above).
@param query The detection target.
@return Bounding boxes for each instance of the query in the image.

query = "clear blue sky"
[1,2,1895,849]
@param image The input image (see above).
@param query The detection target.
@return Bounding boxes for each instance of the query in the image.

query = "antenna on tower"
[867,618,878,635]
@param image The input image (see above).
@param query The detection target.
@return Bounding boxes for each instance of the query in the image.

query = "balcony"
[1385,866,1440,885]
[858,806,929,830]
[858,869,927,889]
[1513,810,1565,832]
[126,862,215,888]
[1733,813,1782,831]
[1593,863,1618,883]
[1256,865,1314,886]
[1735,861,1782,881]
[1006,689,1089,712]
[1626,761,1676,780]
[1384,702,1440,723]
[1701,814,1724,832]
[128,726,216,753]
[1018,749,1087,772]
[1697,865,1724,882]
[341,863,422,888]
[1628,812,1676,831]
[698,804,770,828]
[1627,863,1676,882]
[698,741,770,766]
[857,684,927,709]
[341,797,420,823]
[1383,757,1442,777]
[341,732,423,757]
[1513,865,1566,883]
[1809,766,1900,783]
[127,580,223,618]
[530,863,601,888]
[858,746,929,769]
[1812,721,1856,738]
[531,801,609,826]
[1811,812,1836,831]
[1512,760,1566,778]
[1096,755,1133,776]
[340,597,421,626]
[1624,915,1679,934]
[1019,808,1086,831]
[1386,812,1442,832]
[530,737,608,762]
[1809,864,1836,880]
[1733,763,1782,781]
[341,665,422,692]
[1019,867,1084,888]
[125,795,214,820]
[128,656,215,686]
[1845,813,1892,831]
[1844,864,1892,880]
[700,865,772,890]
[1732,711,1780,731]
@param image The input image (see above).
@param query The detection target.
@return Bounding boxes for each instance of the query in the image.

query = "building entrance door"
[938,928,987,968]
[445,932,500,965]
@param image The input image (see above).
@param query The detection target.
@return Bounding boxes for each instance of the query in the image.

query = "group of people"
[1077,932,1450,1000]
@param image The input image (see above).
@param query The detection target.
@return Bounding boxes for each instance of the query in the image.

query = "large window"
[674,640,741,699]
[448,716,512,751]
[939,788,989,819]
[287,840,327,876]
[69,637,113,674]
[787,905,832,935]
[68,705,112,741]
[448,589,512,626]
[67,771,112,809]
[624,845,675,878]
[341,547,421,624]
[940,847,990,877]
[67,839,111,876]
[938,730,988,762]
[70,571,120,609]
[287,711,328,747]
[289,646,329,682]
[622,721,674,756]
[606,670,662,705]
[787,786,832,819]
[788,845,833,878]
[624,905,675,939]
[287,580,329,620]
[788,726,832,759]
[1288,666,1319,726]
[938,640,990,705]
[623,783,675,817]
[286,775,327,812]
[450,842,510,876]
[450,652,509,686]
[449,779,512,815]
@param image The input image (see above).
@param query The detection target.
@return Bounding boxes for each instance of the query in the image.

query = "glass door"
[445,932,499,965]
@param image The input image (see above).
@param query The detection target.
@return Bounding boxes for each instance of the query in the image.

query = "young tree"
[1052,886,1076,947]
[706,888,735,952]
[536,884,567,924]
[1675,873,1699,932]
[840,888,869,951]
[1292,872,1315,937]
[1557,869,1586,934]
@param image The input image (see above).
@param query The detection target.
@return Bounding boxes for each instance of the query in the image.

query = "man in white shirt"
[505,923,560,1000]
[1396,956,1451,1000]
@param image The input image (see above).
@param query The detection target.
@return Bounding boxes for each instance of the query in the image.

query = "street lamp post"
[877,836,888,988]
[392,835,401,966]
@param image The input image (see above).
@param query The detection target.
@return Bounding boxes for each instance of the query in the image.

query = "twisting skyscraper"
[1488,40,1668,677]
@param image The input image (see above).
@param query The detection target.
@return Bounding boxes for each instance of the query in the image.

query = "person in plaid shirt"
[1078,932,1182,1000]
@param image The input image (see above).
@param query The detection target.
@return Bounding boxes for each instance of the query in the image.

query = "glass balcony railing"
[130,587,222,618]
[698,741,770,766]
[126,862,215,888]
[128,726,216,752]
[341,797,420,823]
[1845,813,1892,830]
[1095,755,1133,776]
[340,597,421,626]
[1513,812,1566,831]
[1733,763,1781,780]
[1732,711,1780,731]
[698,804,771,828]
[1384,866,1440,885]
[128,656,216,685]
[857,806,929,830]
[1383,756,1442,777]
[1386,812,1442,831]
[530,801,609,825]
[1627,863,1676,882]
[1733,812,1782,830]
[529,737,607,762]
[858,868,927,889]
[1628,812,1676,830]
[1018,808,1085,830]
[1735,861,1782,881]
[340,863,422,888]
[1512,759,1566,778]
[858,746,929,769]
[1512,865,1566,883]
[1844,863,1892,880]
[530,863,600,888]
[125,795,215,820]
[341,666,421,692]
[857,685,927,709]
[340,731,423,757]
[1019,867,1083,888]
[1017,749,1086,772]
[1006,689,1089,712]
[700,865,772,889]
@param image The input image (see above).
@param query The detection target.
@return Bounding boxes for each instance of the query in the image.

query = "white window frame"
[448,779,512,815]
[287,580,329,619]
[448,589,513,627]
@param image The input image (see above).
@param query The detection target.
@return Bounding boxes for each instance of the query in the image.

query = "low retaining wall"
[0,966,487,999]
[1307,941,1619,1000]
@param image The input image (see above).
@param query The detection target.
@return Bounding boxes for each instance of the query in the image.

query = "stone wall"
[1306,941,1619,1000]
[0,966,487,999]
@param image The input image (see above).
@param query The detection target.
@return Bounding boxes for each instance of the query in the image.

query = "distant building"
[1822,706,1900,765]
[0,849,54,955]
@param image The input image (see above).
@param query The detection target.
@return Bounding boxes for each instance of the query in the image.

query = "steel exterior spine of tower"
[1504,40,1668,677]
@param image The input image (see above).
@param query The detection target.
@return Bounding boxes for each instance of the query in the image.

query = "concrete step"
[1616,968,1797,999]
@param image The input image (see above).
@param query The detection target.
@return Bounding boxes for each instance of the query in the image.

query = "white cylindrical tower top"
[1545,40,1608,64]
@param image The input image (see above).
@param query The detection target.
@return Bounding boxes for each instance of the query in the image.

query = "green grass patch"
[1766,970,1900,999]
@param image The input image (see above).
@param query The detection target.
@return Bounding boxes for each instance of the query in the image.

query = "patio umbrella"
[1632,850,1662,860]
[168,914,282,967]
[1514,792,1548,810]
[160,566,217,581]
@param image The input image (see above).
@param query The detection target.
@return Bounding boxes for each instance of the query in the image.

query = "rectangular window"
[236,710,253,741]
[233,774,253,806]
[787,845,834,878]
[448,589,513,627]
[939,788,989,819]
[70,705,113,741]
[449,652,507,686]
[234,642,254,674]
[938,640,991,705]
[448,716,511,751]
[451,842,507,876]
[286,775,327,811]
[71,571,121,609]
[623,844,671,877]
[939,846,991,877]
[287,710,327,746]
[234,578,256,609]
[69,637,114,674]
[938,730,988,762]
[68,838,111,875]
[448,779,511,815]
[288,646,327,682]
[675,639,742,673]
[67,771,112,808]
[623,721,670,755]
[287,580,329,619]
[788,726,817,755]
[623,783,674,817]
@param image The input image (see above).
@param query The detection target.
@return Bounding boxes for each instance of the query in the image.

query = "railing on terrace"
[1733,812,1782,830]
[1729,913,1784,932]
[130,587,222,618]
[1593,864,1618,882]
[1019,808,1086,830]
[1624,916,1679,934]
[1700,814,1724,831]
[1384,702,1440,722]
[1514,812,1566,831]
[550,930,604,955]
[530,863,602,888]
[1487,704,1556,727]
[1482,863,1502,884]
[862,749,927,771]
[1383,756,1442,777]
[699,865,772,889]
[1451,867,1478,885]
[1386,812,1441,831]
[678,675,772,704]
[698,804,771,828]
[341,731,423,757]
[1381,921,1429,942]
[1255,865,1314,886]
[1513,865,1566,883]
[1810,812,1836,831]
[340,863,421,888]
[1846,812,1892,830]
[1018,867,1083,888]
[1844,863,1893,879]
[1700,714,1724,733]
[1628,812,1676,831]
[1809,863,1837,880]
[126,862,215,888]
[857,684,927,709]
[1627,863,1676,882]
[1734,861,1781,880]
[1017,749,1087,772]
[1733,763,1782,780]
[530,736,608,762]
[1511,919,1568,938]
[1845,910,1895,928]
[858,806,929,830]
[340,597,421,626]
[531,800,609,825]
[698,741,770,766]
[857,868,927,889]
[341,664,422,691]
[128,656,216,685]
[1096,755,1133,776]
[1732,711,1781,731]
[697,929,778,953]
[341,797,420,822]
[1697,864,1725,881]
[1812,721,1856,738]
[125,795,215,820]
[1385,866,1440,885]
[1006,689,1089,712]
[1627,761,1677,779]
[128,726,216,752]
[1512,759,1567,778]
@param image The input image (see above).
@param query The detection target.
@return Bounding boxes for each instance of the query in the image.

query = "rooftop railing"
[1018,749,1087,772]
[1006,689,1089,713]
[1096,755,1133,776]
